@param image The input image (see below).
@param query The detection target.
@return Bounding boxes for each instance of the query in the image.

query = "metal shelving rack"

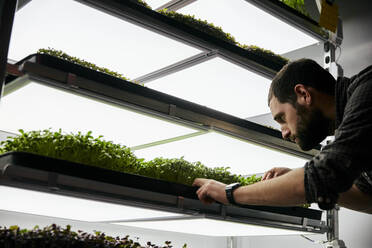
[0,0,344,245]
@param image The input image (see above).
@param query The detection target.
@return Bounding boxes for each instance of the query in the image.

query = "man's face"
[269,97,330,151]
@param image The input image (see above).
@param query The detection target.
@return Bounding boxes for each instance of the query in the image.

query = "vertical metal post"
[227,236,238,248]
[325,206,346,248]
[326,207,339,241]
[322,13,345,247]
[0,0,18,100]
[324,18,344,79]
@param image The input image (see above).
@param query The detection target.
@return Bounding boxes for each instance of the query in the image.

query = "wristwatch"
[225,182,241,205]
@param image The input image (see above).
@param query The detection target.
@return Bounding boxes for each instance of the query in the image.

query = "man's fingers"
[262,171,272,181]
[192,178,208,187]
[197,186,215,205]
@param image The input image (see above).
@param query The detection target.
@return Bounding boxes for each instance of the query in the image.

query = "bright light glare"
[0,80,196,147]
[145,0,170,9]
[178,0,318,54]
[134,132,308,175]
[117,218,308,236]
[9,0,200,78]
[0,186,181,222]
[147,58,271,119]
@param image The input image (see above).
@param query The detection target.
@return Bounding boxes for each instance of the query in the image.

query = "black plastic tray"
[0,151,322,220]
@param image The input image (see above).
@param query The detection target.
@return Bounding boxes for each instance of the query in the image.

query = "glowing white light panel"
[145,0,170,9]
[0,79,196,147]
[117,218,308,236]
[0,186,181,222]
[147,58,271,119]
[9,0,200,79]
[178,0,319,54]
[134,132,308,175]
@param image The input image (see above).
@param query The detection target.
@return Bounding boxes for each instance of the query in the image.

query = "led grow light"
[0,78,197,147]
[116,218,310,236]
[145,0,170,9]
[0,186,182,222]
[8,0,200,79]
[178,0,318,54]
[134,132,308,175]
[147,57,272,119]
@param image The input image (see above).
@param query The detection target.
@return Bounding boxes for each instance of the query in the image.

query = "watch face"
[227,183,240,190]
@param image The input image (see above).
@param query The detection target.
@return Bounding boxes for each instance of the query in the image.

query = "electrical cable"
[300,234,327,248]
[336,45,342,63]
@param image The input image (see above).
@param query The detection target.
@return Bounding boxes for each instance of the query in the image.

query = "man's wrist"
[225,183,241,205]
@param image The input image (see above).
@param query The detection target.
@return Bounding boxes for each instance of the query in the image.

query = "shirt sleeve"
[304,79,372,210]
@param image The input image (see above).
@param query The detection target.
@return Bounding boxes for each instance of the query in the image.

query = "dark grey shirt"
[304,66,372,210]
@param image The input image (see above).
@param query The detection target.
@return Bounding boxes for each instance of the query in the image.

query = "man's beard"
[294,103,334,151]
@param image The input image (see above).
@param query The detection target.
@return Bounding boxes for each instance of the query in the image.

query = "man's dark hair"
[268,58,336,106]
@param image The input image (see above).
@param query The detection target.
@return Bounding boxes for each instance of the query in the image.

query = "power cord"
[300,234,327,247]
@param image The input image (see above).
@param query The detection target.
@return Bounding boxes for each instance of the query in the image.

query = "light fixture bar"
[130,130,208,151]
[99,214,204,223]
[133,51,217,84]
[155,0,197,12]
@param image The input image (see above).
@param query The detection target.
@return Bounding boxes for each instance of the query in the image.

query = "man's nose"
[281,127,290,140]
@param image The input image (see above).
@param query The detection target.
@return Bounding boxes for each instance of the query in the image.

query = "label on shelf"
[319,0,339,33]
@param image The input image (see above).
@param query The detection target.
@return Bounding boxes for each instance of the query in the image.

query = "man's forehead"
[269,97,281,114]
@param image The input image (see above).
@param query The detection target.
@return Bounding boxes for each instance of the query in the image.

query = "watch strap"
[225,182,240,205]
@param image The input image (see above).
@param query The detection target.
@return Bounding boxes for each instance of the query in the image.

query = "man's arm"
[193,168,306,206]
[260,167,372,213]
[338,184,372,214]
[194,167,372,213]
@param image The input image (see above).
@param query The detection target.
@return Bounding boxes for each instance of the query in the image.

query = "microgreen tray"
[0,152,322,221]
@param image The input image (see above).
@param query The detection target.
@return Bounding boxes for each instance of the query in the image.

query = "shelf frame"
[0,151,327,234]
[12,54,319,158]
[0,0,17,100]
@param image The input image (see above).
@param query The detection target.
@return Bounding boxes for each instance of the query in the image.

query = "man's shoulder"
[347,65,372,96]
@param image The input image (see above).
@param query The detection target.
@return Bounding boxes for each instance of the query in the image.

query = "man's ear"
[294,84,311,105]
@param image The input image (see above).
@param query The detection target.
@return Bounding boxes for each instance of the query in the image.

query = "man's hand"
[261,167,292,181]
[192,178,228,205]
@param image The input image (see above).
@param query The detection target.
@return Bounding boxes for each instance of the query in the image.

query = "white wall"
[338,208,372,248]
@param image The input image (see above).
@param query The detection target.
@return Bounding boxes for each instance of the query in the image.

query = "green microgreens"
[157,9,237,45]
[0,130,311,208]
[279,0,310,17]
[157,9,288,65]
[133,0,152,9]
[0,224,175,248]
[37,48,143,84]
[0,129,260,187]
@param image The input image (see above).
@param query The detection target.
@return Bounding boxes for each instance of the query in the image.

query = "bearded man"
[193,59,372,213]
